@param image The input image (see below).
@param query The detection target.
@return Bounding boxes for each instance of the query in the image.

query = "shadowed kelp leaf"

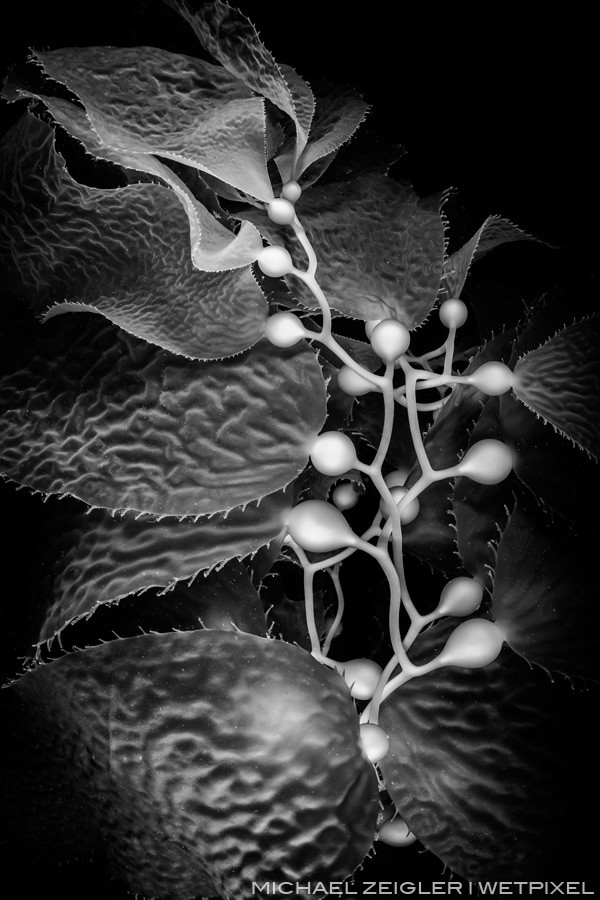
[275,81,369,184]
[441,215,538,300]
[491,499,598,680]
[33,560,269,665]
[168,0,312,173]
[241,174,445,327]
[0,314,327,517]
[453,397,517,588]
[498,389,600,533]
[1,87,264,272]
[380,619,598,880]
[28,491,290,647]
[35,45,274,201]
[0,114,267,359]
[4,630,378,898]
[512,315,600,460]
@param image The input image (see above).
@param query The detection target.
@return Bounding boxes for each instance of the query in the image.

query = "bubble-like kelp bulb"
[467,361,514,395]
[337,365,375,396]
[281,180,302,203]
[369,319,411,363]
[439,299,468,329]
[268,198,296,225]
[360,723,390,764]
[437,577,484,617]
[437,619,504,669]
[336,658,383,700]
[378,816,417,847]
[310,432,358,476]
[286,500,357,553]
[257,245,294,277]
[264,311,306,347]
[457,439,513,485]
[332,482,360,510]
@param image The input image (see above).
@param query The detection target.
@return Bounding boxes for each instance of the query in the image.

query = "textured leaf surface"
[0,114,267,359]
[498,389,600,533]
[380,619,599,880]
[513,315,600,459]
[242,175,445,327]
[492,500,598,679]
[2,87,264,272]
[0,315,327,516]
[35,45,274,200]
[277,81,369,182]
[38,559,269,664]
[442,215,537,299]
[5,631,379,898]
[169,0,310,161]
[30,492,290,646]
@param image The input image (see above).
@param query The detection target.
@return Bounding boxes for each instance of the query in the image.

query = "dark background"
[0,2,598,897]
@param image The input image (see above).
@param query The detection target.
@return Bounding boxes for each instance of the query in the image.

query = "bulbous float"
[457,439,514,485]
[309,431,358,476]
[437,577,484,617]
[286,500,357,553]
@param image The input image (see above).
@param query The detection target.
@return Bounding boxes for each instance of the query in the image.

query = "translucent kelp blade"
[6,631,378,897]
[2,87,264,272]
[380,619,598,880]
[498,389,600,534]
[294,82,369,178]
[0,314,327,517]
[492,499,598,680]
[242,175,445,327]
[513,315,600,460]
[35,46,274,201]
[0,114,267,359]
[441,215,538,299]
[29,490,290,647]
[168,0,311,161]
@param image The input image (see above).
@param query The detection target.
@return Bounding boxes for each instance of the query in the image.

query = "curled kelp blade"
[0,113,267,359]
[34,44,274,201]
[0,85,264,272]
[4,630,379,898]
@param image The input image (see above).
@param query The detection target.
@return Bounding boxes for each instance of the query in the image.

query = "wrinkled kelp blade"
[1,86,264,272]
[498,389,600,533]
[169,0,311,160]
[0,114,267,359]
[513,315,600,459]
[380,619,598,880]
[7,630,378,897]
[35,45,274,200]
[0,314,327,517]
[29,492,289,646]
[241,175,445,327]
[295,82,369,176]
